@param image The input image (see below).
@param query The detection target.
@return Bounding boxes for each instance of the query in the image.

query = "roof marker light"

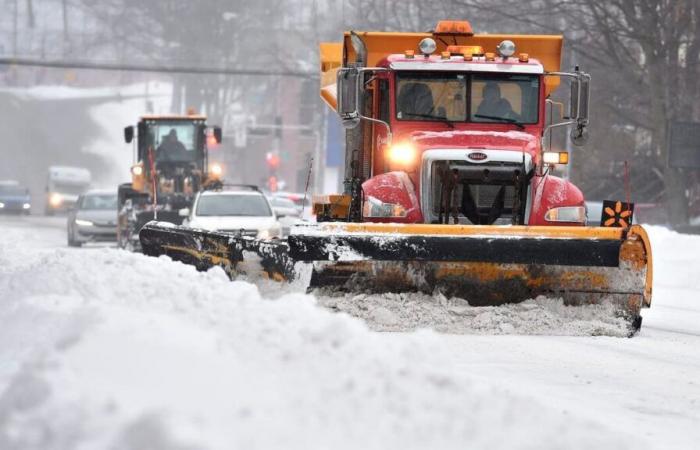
[519,53,529,62]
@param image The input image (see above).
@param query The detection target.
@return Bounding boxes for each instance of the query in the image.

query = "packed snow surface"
[1,217,699,449]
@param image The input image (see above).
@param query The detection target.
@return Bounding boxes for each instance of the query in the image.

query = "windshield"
[80,194,117,210]
[396,72,540,124]
[51,184,87,196]
[196,194,272,217]
[270,197,296,208]
[149,121,198,163]
[0,186,29,196]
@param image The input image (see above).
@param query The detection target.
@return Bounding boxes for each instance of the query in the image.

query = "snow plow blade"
[139,222,294,281]
[140,222,652,334]
[290,223,653,334]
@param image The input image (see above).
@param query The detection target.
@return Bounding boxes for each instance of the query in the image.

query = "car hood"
[76,210,118,225]
[0,194,30,203]
[189,216,279,232]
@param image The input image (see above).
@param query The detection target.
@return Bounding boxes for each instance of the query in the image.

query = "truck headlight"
[543,152,569,165]
[23,203,31,209]
[544,206,586,224]
[419,37,437,55]
[387,143,416,166]
[0,202,4,208]
[49,193,63,207]
[131,165,144,176]
[75,219,94,227]
[497,40,516,58]
[363,195,408,218]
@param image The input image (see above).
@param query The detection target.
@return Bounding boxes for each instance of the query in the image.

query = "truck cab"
[45,166,92,215]
[323,21,590,227]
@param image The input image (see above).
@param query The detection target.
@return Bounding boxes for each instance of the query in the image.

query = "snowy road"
[1,214,699,449]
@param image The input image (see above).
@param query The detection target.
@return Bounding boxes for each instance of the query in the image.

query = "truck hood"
[408,129,540,156]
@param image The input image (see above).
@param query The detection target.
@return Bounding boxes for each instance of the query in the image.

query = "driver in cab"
[475,82,517,120]
[156,129,187,161]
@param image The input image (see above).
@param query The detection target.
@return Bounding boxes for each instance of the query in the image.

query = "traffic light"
[266,152,280,169]
[268,175,278,192]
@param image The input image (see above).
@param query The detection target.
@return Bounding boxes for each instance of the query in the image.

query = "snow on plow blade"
[140,221,653,334]
[289,223,653,334]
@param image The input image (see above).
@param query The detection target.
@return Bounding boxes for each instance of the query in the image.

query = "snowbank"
[0,225,642,449]
[317,292,631,336]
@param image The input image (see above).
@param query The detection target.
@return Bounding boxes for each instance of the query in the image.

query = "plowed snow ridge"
[1,219,699,449]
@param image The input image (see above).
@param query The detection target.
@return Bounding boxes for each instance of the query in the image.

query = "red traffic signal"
[266,152,280,169]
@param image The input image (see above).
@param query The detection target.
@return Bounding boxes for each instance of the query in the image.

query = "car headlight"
[75,219,94,227]
[23,203,31,209]
[544,206,586,224]
[49,193,63,207]
[258,227,280,240]
[0,202,4,208]
[210,163,223,178]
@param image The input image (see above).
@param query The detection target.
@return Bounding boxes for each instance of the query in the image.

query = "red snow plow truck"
[140,20,653,335]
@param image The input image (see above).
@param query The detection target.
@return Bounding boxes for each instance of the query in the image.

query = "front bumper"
[74,224,117,242]
[0,202,31,214]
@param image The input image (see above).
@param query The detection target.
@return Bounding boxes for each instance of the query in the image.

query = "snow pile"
[0,227,642,449]
[317,292,631,336]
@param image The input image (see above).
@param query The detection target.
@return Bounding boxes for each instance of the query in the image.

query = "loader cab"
[136,116,207,174]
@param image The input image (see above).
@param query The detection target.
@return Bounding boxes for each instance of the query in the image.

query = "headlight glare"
[75,219,94,226]
[387,143,417,166]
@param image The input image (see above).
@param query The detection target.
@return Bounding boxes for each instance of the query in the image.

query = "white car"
[181,188,282,239]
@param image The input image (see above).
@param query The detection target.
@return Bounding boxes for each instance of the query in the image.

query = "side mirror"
[337,68,361,129]
[568,70,590,147]
[178,208,190,217]
[124,126,134,144]
[213,126,223,144]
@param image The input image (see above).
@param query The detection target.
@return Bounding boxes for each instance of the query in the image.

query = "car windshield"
[80,194,117,210]
[149,121,198,163]
[196,194,272,217]
[396,72,540,124]
[270,197,296,208]
[0,186,28,196]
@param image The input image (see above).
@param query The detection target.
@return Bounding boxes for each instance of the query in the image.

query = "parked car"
[272,191,314,221]
[67,190,118,247]
[181,186,282,239]
[268,196,302,236]
[0,181,31,215]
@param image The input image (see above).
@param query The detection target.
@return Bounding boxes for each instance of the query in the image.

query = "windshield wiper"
[473,114,525,130]
[404,113,455,129]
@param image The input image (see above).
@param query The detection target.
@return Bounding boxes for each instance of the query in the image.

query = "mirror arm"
[354,67,393,145]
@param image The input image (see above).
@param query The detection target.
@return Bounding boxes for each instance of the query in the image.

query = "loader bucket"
[287,223,653,334]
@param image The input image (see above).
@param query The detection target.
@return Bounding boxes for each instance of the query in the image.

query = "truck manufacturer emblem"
[468,152,488,161]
